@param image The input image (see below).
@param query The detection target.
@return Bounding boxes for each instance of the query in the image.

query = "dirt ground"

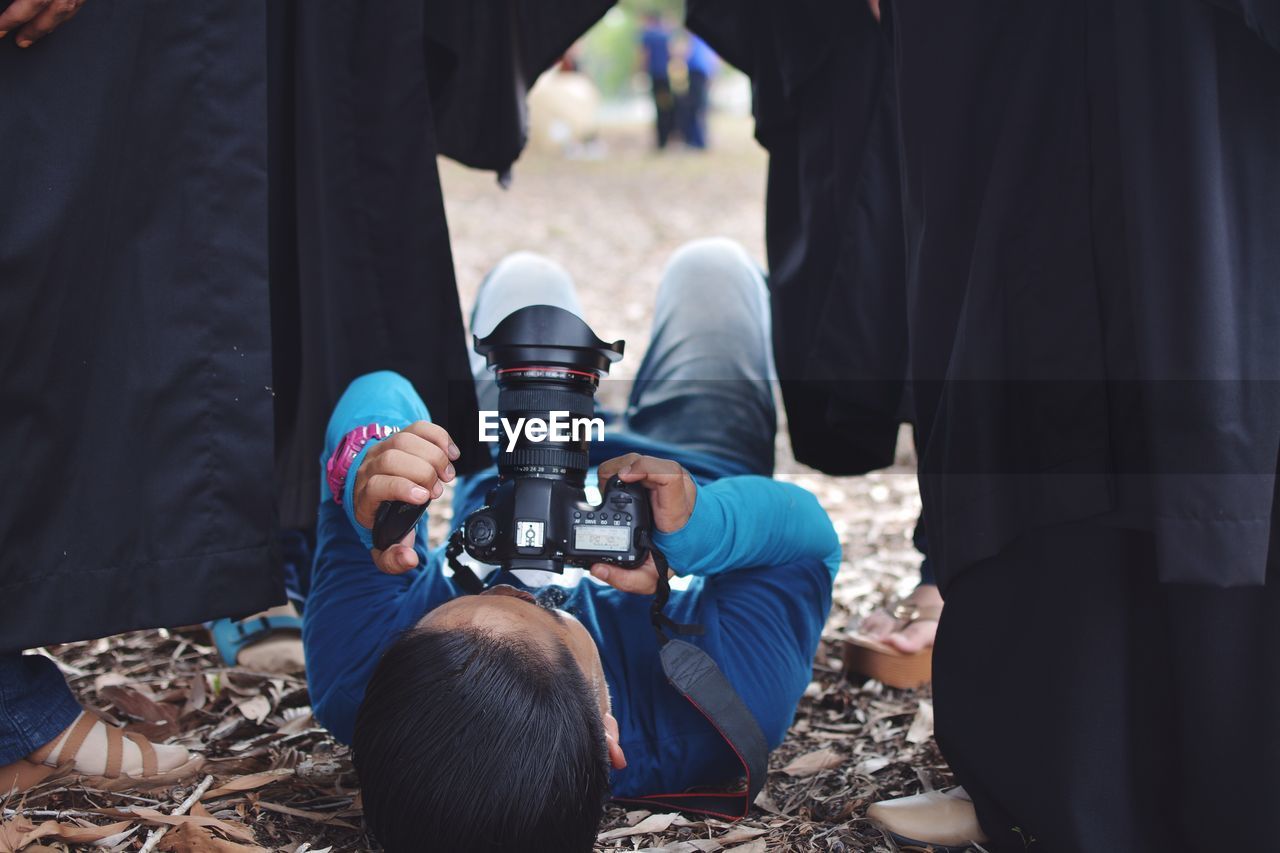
[2,117,949,853]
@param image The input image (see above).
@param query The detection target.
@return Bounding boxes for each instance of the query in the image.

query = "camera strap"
[611,537,770,821]
[444,529,486,594]
[442,529,769,820]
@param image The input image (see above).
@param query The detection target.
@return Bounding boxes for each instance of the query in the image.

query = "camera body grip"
[372,499,428,551]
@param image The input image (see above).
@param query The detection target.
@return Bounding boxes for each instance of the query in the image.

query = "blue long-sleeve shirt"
[303,372,840,797]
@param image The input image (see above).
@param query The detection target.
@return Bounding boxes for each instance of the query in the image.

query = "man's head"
[353,585,626,853]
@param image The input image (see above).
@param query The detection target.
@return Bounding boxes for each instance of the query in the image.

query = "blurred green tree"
[576,1,685,100]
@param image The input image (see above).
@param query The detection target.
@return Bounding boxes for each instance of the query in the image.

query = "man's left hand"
[0,0,87,47]
[352,420,458,575]
[589,453,696,595]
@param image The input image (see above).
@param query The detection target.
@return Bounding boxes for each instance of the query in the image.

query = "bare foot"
[858,584,943,654]
[37,712,191,776]
[234,604,306,674]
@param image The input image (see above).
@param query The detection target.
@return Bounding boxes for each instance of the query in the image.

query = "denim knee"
[659,238,766,305]
[472,251,582,337]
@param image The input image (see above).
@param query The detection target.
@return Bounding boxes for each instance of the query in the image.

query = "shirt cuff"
[652,483,726,576]
[341,435,394,552]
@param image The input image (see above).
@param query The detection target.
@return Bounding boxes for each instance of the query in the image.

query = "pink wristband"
[326,423,400,504]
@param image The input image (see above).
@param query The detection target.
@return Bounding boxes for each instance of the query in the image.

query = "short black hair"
[353,625,610,853]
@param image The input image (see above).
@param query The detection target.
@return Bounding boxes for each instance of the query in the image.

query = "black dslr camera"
[373,305,651,574]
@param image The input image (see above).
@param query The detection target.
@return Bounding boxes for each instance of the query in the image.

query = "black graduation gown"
[0,0,618,652]
[267,0,484,531]
[892,0,1280,588]
[0,1,279,651]
[688,0,908,476]
[268,0,616,530]
[891,3,1280,847]
[426,0,617,175]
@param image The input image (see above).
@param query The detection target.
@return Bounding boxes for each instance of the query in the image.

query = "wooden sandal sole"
[883,830,985,853]
[0,755,205,796]
[842,634,932,689]
[0,758,67,796]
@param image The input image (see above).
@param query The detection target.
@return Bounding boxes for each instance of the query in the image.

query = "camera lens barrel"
[473,305,625,485]
[495,366,597,481]
[496,385,595,418]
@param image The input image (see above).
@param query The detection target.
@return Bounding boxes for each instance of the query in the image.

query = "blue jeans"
[470,238,777,477]
[0,654,80,765]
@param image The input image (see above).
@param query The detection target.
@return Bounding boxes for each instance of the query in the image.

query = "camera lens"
[495,365,597,479]
[474,305,625,486]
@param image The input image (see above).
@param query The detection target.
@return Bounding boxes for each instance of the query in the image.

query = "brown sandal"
[842,601,942,689]
[0,713,203,796]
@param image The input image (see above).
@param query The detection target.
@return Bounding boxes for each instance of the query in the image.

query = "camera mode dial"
[466,515,497,548]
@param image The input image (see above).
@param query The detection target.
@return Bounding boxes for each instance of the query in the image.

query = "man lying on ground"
[302,241,841,852]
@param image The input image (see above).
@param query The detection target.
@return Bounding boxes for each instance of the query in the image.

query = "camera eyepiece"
[475,305,623,485]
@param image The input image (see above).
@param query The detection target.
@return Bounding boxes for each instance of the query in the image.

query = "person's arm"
[306,371,461,742]
[587,454,839,762]
[655,476,840,580]
[325,371,459,574]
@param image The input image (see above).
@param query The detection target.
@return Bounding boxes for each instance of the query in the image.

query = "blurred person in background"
[677,32,717,149]
[525,47,604,158]
[639,11,676,150]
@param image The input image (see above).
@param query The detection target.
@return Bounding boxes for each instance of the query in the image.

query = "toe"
[153,742,192,773]
[885,619,938,654]
[858,611,895,639]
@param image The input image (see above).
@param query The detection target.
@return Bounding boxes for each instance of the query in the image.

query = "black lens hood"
[474,305,624,374]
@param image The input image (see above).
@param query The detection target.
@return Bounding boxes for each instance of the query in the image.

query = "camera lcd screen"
[573,524,631,552]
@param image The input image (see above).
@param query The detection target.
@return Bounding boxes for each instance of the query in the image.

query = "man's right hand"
[0,0,87,47]
[351,421,459,575]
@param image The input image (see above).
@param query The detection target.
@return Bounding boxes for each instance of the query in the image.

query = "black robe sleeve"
[425,0,616,175]
[268,0,489,529]
[689,0,909,476]
[269,0,618,530]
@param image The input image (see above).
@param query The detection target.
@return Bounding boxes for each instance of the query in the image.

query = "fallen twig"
[137,773,214,853]
[1,807,112,821]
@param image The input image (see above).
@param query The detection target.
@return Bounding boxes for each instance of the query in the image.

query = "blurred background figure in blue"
[676,32,717,149]
[638,11,675,149]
